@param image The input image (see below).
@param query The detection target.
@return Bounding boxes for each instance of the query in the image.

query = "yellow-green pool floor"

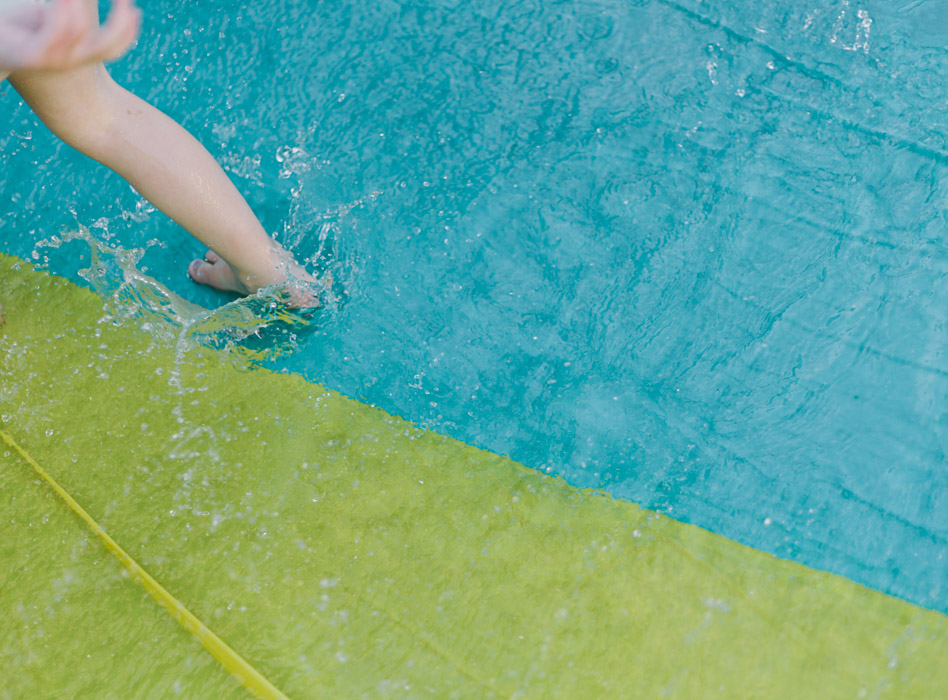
[2,254,947,698]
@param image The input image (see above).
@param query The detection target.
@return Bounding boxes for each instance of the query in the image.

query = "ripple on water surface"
[2,0,948,612]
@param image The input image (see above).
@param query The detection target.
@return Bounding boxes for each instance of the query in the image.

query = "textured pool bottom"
[1,254,946,698]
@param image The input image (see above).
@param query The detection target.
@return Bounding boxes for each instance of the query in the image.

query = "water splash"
[830,1,872,54]
[35,227,324,363]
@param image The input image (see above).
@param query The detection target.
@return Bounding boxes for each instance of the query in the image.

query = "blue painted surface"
[2,0,948,610]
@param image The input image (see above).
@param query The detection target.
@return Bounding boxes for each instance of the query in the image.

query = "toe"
[187,253,248,294]
[188,258,208,282]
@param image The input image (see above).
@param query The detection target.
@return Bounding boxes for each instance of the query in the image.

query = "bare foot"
[188,250,251,295]
[188,249,321,308]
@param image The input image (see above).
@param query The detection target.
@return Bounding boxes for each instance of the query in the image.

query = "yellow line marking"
[1,426,288,700]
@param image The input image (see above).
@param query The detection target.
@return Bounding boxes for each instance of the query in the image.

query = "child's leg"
[8,62,305,295]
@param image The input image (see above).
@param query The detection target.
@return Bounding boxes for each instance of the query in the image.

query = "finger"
[29,0,89,67]
[54,0,139,66]
[55,0,96,62]
[4,0,139,70]
[81,0,140,63]
[22,0,119,70]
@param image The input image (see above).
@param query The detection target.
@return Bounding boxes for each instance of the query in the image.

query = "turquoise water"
[2,0,948,613]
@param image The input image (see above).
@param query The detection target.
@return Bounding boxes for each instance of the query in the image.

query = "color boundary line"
[0,426,288,700]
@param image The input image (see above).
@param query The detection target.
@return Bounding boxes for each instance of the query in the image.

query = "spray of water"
[35,226,325,363]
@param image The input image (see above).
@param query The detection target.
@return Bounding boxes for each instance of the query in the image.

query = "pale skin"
[0,0,316,323]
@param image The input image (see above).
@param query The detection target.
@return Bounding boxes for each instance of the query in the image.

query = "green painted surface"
[1,253,947,698]
[0,449,242,698]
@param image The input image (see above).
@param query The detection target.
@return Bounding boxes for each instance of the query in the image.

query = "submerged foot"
[188,250,250,295]
[188,249,321,308]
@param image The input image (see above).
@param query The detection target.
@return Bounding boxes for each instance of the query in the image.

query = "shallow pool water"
[2,0,948,617]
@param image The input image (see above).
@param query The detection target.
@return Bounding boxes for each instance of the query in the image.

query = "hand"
[0,0,140,72]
